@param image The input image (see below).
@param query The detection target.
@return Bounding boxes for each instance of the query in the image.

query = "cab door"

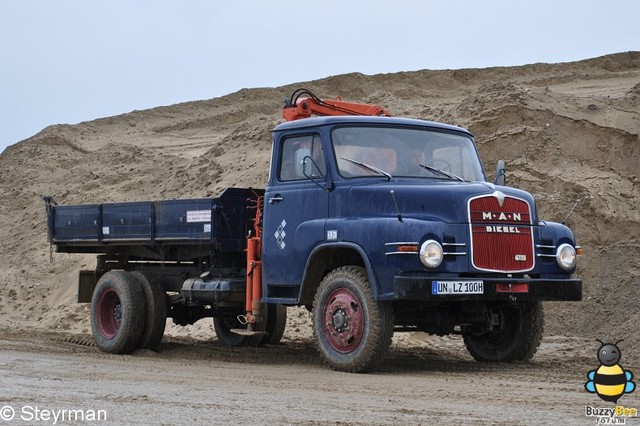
[262,133,329,303]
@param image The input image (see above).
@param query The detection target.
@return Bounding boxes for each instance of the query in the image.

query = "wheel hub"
[114,304,122,322]
[323,288,365,354]
[97,288,122,339]
[332,309,348,332]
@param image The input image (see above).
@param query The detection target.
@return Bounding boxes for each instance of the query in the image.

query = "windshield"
[332,126,486,181]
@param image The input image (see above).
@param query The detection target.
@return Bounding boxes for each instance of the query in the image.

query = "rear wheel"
[91,271,145,354]
[463,301,544,362]
[131,271,167,351]
[312,266,393,373]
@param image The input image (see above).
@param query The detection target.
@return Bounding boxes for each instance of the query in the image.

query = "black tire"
[91,271,146,354]
[131,271,167,351]
[463,301,544,362]
[213,310,250,347]
[213,309,266,348]
[312,266,394,373]
[262,304,287,345]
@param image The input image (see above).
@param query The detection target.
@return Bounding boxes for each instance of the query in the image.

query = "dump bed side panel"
[154,199,214,241]
[51,204,101,241]
[45,188,263,255]
[102,202,153,241]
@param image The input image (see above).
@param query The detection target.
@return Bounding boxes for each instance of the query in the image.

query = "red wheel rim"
[97,288,121,339]
[323,288,365,353]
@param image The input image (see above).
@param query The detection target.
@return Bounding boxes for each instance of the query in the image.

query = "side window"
[279,135,326,181]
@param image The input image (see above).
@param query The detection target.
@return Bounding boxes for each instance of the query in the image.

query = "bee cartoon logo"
[585,339,636,403]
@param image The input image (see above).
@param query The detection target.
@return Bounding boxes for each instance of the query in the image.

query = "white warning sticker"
[187,210,211,223]
[102,227,110,235]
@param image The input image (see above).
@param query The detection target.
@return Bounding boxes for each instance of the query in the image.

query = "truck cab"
[262,115,581,371]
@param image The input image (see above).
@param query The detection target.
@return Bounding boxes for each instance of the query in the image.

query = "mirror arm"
[302,156,332,192]
[494,159,506,186]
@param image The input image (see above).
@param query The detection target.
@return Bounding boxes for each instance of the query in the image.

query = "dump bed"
[44,188,263,256]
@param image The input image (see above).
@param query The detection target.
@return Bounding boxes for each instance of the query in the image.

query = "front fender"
[298,242,381,305]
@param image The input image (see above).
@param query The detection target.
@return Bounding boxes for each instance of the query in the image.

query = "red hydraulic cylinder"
[245,236,262,323]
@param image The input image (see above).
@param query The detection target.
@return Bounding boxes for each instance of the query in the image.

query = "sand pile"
[0,52,638,355]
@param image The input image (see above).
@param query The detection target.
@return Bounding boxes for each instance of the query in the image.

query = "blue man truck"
[44,89,582,372]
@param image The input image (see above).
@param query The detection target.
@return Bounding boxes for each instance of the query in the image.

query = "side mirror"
[295,148,312,178]
[495,160,506,186]
[294,148,331,191]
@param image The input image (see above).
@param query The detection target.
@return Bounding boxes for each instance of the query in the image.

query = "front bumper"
[393,276,582,302]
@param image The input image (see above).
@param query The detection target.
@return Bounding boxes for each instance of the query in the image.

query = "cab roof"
[273,115,473,136]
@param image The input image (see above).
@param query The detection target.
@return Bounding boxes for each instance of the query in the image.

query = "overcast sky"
[1,1,638,154]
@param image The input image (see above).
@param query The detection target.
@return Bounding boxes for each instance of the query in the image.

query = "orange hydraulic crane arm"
[282,88,393,121]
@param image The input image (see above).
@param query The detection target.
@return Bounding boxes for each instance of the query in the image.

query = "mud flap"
[78,270,97,303]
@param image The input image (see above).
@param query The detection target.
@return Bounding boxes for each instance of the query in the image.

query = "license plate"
[432,280,484,295]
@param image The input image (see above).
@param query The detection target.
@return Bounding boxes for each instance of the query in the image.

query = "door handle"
[269,195,284,204]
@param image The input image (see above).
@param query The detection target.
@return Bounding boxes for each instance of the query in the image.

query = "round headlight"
[420,240,443,268]
[556,243,576,270]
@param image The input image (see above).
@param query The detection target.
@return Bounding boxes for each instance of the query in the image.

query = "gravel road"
[0,331,622,425]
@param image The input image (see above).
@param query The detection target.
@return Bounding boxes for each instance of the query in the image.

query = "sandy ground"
[0,52,639,424]
[0,330,617,425]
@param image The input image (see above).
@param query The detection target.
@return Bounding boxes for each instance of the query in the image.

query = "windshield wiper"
[341,157,392,180]
[419,163,465,182]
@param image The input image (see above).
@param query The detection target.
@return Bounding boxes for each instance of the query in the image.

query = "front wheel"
[213,310,263,347]
[462,301,544,362]
[262,304,287,345]
[312,266,393,373]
